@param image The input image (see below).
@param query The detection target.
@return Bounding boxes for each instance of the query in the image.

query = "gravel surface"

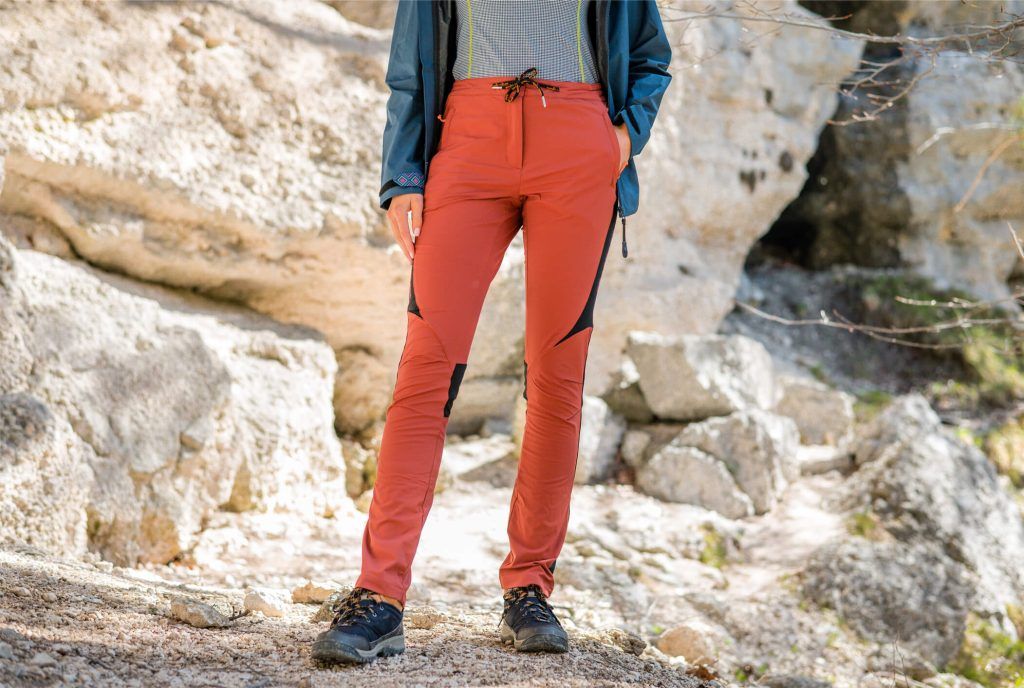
[0,547,718,687]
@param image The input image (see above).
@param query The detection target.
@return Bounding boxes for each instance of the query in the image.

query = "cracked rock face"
[0,0,864,431]
[802,539,973,669]
[0,234,345,565]
[625,332,780,421]
[782,48,1024,301]
[802,394,1024,669]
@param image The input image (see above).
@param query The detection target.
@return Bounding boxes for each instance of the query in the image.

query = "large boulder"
[636,441,755,519]
[0,392,93,555]
[843,394,1024,617]
[625,331,779,421]
[673,410,800,513]
[802,539,973,669]
[801,393,1024,669]
[0,234,345,564]
[0,0,864,430]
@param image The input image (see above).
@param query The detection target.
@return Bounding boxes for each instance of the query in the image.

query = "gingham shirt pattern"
[452,0,599,83]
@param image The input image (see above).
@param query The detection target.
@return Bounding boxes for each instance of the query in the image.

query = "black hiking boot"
[498,583,569,653]
[311,586,405,665]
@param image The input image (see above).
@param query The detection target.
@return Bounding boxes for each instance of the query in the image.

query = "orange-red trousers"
[357,77,620,605]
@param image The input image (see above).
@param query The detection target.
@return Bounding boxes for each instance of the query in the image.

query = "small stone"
[244,588,289,618]
[31,652,56,667]
[13,587,30,597]
[0,641,13,660]
[169,598,231,629]
[656,620,730,665]
[291,581,338,605]
[0,628,27,643]
[602,628,647,656]
[405,606,444,630]
[42,592,57,603]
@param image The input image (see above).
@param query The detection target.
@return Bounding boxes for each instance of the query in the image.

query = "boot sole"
[311,633,406,665]
[499,620,569,653]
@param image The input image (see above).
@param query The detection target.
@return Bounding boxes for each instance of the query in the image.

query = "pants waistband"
[449,76,604,100]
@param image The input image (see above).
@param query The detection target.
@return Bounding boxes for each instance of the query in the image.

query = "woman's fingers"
[387,211,411,261]
[410,194,423,239]
[615,123,631,173]
[386,193,425,263]
[388,209,414,262]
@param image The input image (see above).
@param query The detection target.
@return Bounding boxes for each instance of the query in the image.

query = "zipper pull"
[616,198,628,258]
[621,216,628,258]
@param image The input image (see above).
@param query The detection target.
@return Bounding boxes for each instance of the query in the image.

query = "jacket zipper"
[617,194,627,258]
[431,0,628,258]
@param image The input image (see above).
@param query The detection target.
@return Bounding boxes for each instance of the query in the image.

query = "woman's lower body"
[356,77,621,607]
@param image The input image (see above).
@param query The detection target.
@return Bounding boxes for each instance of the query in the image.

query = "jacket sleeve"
[614,0,673,159]
[379,0,426,210]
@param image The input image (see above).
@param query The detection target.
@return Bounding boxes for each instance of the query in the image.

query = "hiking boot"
[311,586,405,664]
[498,583,569,653]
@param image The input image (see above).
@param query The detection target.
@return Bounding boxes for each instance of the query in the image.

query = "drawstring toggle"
[491,67,561,108]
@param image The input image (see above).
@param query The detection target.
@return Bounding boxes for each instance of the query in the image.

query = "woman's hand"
[386,192,424,263]
[614,123,631,175]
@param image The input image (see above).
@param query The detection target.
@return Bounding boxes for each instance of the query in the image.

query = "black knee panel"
[444,363,468,417]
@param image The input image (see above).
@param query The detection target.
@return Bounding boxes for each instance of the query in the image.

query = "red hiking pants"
[357,77,620,605]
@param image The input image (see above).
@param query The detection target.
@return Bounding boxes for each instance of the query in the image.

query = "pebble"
[31,651,56,667]
[244,588,289,618]
[291,581,338,605]
[405,606,445,630]
[169,598,231,629]
[0,628,28,643]
[42,592,57,603]
[0,641,13,660]
[12,587,30,597]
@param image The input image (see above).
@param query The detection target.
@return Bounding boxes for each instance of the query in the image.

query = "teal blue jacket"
[380,0,673,257]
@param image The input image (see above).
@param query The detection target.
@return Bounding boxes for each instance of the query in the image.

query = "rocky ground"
[0,545,716,688]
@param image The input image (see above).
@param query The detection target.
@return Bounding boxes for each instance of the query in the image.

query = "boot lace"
[330,586,386,627]
[499,583,560,629]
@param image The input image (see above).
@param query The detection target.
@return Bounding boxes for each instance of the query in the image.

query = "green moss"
[952,425,982,449]
[981,415,1024,488]
[853,272,1024,409]
[847,509,884,540]
[853,389,893,423]
[946,614,1024,687]
[698,523,728,569]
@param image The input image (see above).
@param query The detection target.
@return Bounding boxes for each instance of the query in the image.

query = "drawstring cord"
[491,67,561,108]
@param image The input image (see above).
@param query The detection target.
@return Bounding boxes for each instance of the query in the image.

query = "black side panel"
[554,205,617,346]
[407,259,422,317]
[522,360,528,400]
[444,363,468,417]
[549,559,557,574]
